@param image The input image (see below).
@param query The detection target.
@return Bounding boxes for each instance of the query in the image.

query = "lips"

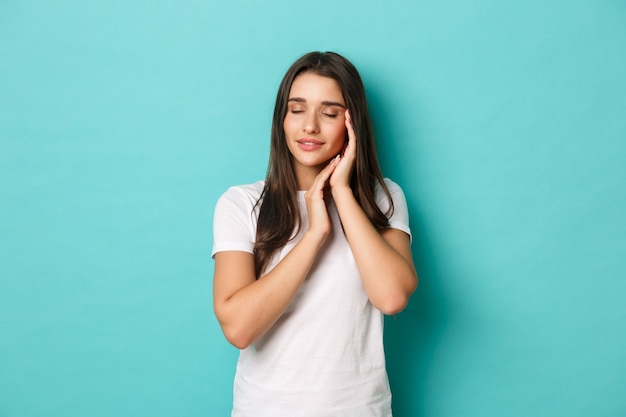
[296,138,323,151]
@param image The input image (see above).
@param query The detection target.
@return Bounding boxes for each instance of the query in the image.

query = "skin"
[213,73,417,349]
[283,72,348,190]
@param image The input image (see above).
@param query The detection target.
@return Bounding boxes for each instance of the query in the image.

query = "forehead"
[288,72,344,103]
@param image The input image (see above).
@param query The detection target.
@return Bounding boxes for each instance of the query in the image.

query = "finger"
[317,155,340,185]
[344,110,357,155]
[308,156,340,195]
[344,110,355,140]
[343,110,357,159]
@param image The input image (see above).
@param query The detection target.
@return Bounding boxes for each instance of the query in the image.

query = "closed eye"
[288,105,305,114]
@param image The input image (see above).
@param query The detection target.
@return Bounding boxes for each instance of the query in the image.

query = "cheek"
[283,116,298,138]
[329,122,346,148]
[282,118,290,136]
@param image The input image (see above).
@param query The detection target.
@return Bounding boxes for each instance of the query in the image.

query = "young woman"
[212,51,417,417]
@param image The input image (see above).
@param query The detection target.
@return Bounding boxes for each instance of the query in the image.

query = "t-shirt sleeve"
[211,186,258,258]
[377,179,412,242]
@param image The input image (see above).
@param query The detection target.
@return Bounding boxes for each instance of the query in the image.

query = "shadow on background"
[366,82,452,417]
[384,211,448,417]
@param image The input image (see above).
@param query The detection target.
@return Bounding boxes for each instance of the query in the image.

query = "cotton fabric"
[212,179,411,417]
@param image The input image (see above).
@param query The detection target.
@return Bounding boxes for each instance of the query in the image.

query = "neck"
[293,164,324,191]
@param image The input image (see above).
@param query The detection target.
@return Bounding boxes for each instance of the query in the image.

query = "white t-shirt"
[212,179,411,417]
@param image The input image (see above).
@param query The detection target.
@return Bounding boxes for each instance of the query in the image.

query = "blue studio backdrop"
[1,1,625,416]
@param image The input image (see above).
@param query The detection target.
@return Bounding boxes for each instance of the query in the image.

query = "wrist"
[303,227,330,248]
[330,184,353,200]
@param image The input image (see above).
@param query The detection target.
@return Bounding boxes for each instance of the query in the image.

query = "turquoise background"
[1,1,625,416]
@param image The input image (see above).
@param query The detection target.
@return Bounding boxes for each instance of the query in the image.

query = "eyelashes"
[287,109,339,118]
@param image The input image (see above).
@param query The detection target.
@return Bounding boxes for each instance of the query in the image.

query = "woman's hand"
[329,109,357,190]
[304,155,341,239]
[214,157,342,348]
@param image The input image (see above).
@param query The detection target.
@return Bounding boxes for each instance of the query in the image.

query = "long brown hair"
[254,51,393,277]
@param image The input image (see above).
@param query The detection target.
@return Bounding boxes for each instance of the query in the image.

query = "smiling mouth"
[297,139,323,145]
[296,139,324,151]
[297,138,324,146]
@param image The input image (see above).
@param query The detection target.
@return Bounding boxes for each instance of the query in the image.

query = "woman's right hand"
[214,156,342,349]
[304,155,340,239]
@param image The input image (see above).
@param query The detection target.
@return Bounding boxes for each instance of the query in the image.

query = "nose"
[303,113,320,134]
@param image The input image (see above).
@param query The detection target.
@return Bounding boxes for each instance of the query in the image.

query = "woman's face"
[283,72,347,188]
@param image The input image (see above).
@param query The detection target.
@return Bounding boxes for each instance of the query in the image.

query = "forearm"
[331,186,417,314]
[215,230,327,349]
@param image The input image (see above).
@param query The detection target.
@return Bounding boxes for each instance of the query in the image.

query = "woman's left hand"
[329,109,357,190]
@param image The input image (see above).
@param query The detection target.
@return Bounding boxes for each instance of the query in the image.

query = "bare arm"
[329,110,417,314]
[331,186,417,314]
[213,232,325,349]
[213,158,340,349]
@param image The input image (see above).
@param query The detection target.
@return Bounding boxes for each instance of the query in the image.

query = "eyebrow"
[287,97,346,108]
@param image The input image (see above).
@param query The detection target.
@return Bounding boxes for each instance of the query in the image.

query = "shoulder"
[214,180,266,223]
[212,181,264,256]
[375,178,407,207]
[377,178,411,238]
[217,180,265,206]
[380,178,403,194]
[213,180,264,236]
